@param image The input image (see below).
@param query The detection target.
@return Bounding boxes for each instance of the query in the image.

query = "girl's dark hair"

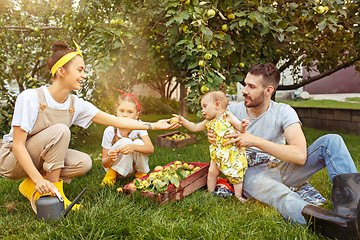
[249,63,280,90]
[47,41,76,75]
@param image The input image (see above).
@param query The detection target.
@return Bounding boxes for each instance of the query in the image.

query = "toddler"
[175,90,249,202]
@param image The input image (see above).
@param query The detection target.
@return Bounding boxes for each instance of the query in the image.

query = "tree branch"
[277,56,360,90]
[0,26,63,31]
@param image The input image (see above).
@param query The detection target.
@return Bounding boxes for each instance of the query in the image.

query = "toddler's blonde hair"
[202,90,229,109]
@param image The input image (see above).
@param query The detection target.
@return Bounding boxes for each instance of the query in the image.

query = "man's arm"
[224,123,307,165]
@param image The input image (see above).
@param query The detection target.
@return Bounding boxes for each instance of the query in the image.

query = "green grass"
[2,114,360,239]
[280,99,360,109]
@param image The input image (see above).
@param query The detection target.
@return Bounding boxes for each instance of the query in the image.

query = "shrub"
[138,96,179,115]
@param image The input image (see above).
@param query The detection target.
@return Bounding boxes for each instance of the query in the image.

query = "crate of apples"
[121,160,209,205]
[155,131,197,149]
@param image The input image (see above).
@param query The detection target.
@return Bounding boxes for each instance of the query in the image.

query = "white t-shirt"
[101,126,148,150]
[3,85,100,142]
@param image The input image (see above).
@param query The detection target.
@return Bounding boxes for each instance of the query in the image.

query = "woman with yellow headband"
[0,41,178,211]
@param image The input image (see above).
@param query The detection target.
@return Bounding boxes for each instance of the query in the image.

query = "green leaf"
[318,21,327,31]
[113,41,122,49]
[187,62,198,70]
[238,19,247,28]
[278,33,285,42]
[289,3,298,10]
[204,27,213,42]
[166,18,175,27]
[260,27,269,36]
[277,20,288,30]
[170,176,180,188]
[286,26,298,32]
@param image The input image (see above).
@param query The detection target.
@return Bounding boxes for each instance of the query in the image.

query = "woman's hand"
[153,119,181,130]
[35,178,58,196]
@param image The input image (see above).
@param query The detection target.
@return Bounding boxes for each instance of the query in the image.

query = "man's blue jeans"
[243,134,358,224]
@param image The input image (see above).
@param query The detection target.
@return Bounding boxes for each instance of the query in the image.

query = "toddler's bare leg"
[207,160,220,192]
[234,182,247,203]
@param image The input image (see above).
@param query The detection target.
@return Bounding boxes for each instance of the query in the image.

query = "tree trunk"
[179,82,187,118]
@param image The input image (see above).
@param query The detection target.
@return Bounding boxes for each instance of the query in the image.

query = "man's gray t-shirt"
[227,100,300,166]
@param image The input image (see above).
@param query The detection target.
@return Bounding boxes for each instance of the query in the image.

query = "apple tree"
[0,0,147,134]
[146,0,360,116]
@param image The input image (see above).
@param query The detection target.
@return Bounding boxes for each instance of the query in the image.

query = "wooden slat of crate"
[155,131,197,149]
[157,174,208,205]
[123,161,209,204]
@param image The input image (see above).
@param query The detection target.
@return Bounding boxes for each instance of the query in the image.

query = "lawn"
[280,99,360,109]
[1,114,360,239]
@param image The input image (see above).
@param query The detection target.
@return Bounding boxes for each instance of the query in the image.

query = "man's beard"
[243,93,265,108]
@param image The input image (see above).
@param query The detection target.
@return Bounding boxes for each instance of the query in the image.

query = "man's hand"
[207,129,216,145]
[223,132,258,148]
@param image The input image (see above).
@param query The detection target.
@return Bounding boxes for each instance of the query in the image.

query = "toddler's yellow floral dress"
[206,110,247,184]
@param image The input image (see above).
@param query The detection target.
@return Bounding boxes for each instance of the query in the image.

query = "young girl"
[0,40,176,211]
[101,90,154,186]
[174,90,249,202]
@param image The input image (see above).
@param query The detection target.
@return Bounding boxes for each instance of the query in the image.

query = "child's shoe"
[135,172,147,178]
[101,168,117,186]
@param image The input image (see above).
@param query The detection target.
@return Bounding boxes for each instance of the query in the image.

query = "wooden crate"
[122,161,209,205]
[155,131,197,149]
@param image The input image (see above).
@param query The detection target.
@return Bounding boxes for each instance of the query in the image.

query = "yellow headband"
[50,40,83,76]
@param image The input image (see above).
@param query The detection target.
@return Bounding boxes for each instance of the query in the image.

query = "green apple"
[16,44,23,49]
[239,62,245,68]
[154,166,164,172]
[204,53,212,60]
[227,13,235,20]
[110,19,116,25]
[317,6,325,14]
[207,9,216,18]
[198,60,205,67]
[197,44,203,51]
[222,24,229,32]
[201,85,209,94]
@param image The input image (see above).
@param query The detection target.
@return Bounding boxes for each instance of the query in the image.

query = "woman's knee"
[79,154,92,175]
[50,123,71,141]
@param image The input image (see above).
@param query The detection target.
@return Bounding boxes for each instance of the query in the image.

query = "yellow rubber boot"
[101,168,117,186]
[19,177,36,201]
[52,179,81,211]
[19,177,54,208]
[135,172,147,178]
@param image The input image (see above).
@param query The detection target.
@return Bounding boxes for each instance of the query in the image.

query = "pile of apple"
[165,133,192,141]
[127,161,201,193]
